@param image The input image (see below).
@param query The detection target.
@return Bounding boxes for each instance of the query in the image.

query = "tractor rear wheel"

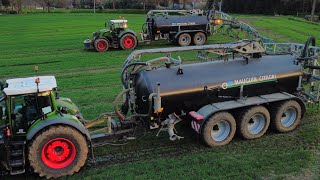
[201,112,236,147]
[28,125,88,179]
[120,33,137,50]
[177,33,192,46]
[94,38,109,52]
[193,32,206,45]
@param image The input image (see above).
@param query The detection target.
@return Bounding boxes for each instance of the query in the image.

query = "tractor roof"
[110,19,127,24]
[3,76,57,96]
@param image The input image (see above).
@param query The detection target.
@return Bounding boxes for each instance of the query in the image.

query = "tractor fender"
[174,30,207,40]
[26,118,91,142]
[118,29,137,39]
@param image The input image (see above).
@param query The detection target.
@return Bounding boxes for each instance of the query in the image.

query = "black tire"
[120,33,138,50]
[270,100,301,133]
[177,33,192,46]
[94,38,109,52]
[193,32,207,45]
[237,106,270,140]
[201,112,236,147]
[28,125,88,179]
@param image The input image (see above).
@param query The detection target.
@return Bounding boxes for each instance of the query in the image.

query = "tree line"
[0,0,318,15]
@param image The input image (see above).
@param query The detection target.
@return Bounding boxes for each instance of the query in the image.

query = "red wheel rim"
[97,41,107,51]
[41,138,76,169]
[123,37,134,49]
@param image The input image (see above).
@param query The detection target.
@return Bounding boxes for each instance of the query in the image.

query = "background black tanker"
[143,11,212,46]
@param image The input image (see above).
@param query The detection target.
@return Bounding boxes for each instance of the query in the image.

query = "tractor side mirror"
[0,81,3,90]
[11,113,16,120]
[0,106,3,120]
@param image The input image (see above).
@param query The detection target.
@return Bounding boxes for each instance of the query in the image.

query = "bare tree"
[35,0,54,12]
[311,0,318,21]
[10,0,22,13]
[182,0,186,9]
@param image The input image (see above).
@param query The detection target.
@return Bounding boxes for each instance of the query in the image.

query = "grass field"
[1,13,320,179]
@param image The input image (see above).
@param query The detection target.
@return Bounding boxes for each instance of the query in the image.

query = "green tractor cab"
[84,19,138,52]
[0,76,90,178]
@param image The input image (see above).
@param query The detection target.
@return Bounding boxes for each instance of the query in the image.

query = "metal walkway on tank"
[213,11,320,56]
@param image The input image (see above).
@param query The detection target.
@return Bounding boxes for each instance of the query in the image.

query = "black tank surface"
[150,15,209,34]
[134,54,302,114]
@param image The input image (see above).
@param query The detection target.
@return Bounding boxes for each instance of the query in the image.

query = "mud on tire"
[270,100,302,133]
[237,106,270,140]
[201,112,236,147]
[94,38,109,52]
[28,125,88,179]
[120,33,138,50]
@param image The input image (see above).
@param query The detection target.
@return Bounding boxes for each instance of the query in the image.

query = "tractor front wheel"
[28,125,88,179]
[94,38,109,52]
[120,33,138,50]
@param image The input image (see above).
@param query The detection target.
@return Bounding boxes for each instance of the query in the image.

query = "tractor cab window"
[0,96,7,124]
[11,92,53,134]
[109,21,128,31]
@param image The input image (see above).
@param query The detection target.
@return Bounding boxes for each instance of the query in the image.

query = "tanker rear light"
[214,19,223,25]
[189,111,204,121]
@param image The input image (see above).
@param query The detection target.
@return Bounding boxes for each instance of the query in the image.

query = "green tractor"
[84,19,138,52]
[0,75,90,178]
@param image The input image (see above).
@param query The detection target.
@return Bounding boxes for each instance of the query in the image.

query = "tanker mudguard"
[196,92,306,127]
[118,29,137,38]
[26,118,91,141]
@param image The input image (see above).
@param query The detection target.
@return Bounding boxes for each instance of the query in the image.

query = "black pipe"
[121,62,148,88]
[301,36,316,58]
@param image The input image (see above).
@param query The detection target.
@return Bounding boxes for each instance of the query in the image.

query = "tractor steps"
[9,159,24,167]
[8,140,26,175]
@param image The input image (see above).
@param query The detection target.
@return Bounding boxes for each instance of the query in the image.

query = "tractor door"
[10,95,36,135]
[0,96,8,141]
[9,93,53,136]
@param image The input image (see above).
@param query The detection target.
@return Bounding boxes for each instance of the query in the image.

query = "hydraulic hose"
[114,89,130,121]
[124,93,156,121]
[301,36,316,59]
[121,62,148,88]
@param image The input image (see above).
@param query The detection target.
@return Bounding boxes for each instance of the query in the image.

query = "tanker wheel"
[28,125,88,179]
[193,32,206,45]
[94,38,109,52]
[120,33,137,50]
[201,112,236,147]
[237,106,270,140]
[177,33,192,46]
[270,100,301,133]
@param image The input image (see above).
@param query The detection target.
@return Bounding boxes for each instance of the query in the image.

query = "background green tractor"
[0,75,90,178]
[84,19,138,52]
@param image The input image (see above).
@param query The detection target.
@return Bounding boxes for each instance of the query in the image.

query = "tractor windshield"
[108,20,128,30]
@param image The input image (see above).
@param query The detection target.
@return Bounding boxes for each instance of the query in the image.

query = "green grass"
[1,13,320,179]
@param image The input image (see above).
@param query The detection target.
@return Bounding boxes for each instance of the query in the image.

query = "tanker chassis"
[84,10,220,52]
[1,38,320,178]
